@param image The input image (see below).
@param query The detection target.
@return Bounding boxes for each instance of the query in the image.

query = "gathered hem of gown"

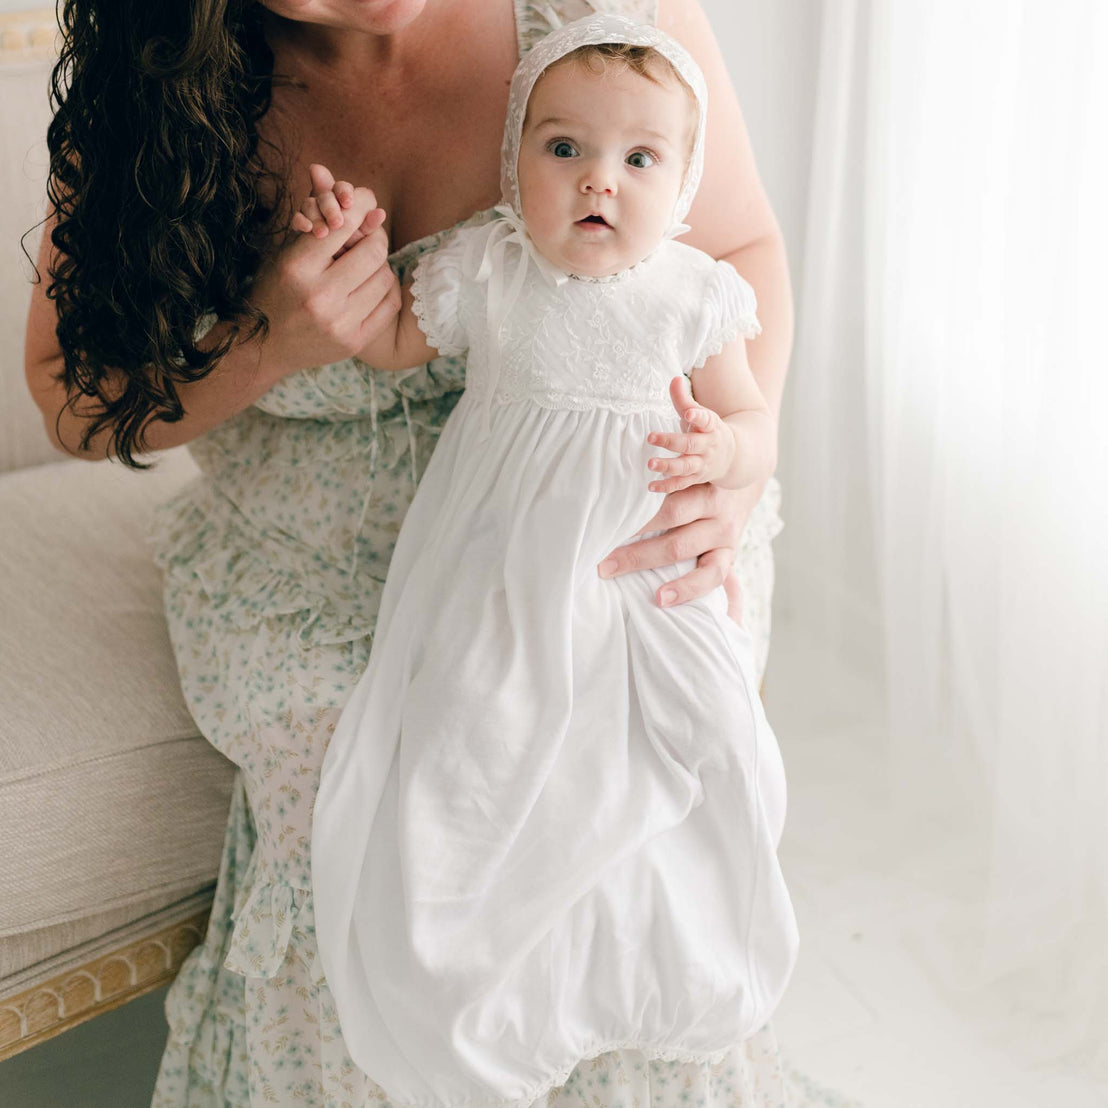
[153,775,864,1108]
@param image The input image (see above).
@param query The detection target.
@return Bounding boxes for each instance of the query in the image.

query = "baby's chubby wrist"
[713,410,778,492]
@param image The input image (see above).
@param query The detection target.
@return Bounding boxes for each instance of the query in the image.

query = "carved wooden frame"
[0,908,210,1062]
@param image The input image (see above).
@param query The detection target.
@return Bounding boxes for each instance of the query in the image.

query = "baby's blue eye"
[550,140,577,158]
[627,151,656,169]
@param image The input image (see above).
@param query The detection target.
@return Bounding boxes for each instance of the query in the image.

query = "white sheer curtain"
[779,0,1108,1078]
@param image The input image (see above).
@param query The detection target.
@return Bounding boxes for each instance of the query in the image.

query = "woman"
[24,0,806,1104]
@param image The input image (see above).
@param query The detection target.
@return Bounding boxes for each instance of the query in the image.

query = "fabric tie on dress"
[462,203,571,439]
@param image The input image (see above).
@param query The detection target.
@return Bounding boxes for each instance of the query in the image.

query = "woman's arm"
[25,190,399,461]
[597,0,794,616]
[661,0,794,425]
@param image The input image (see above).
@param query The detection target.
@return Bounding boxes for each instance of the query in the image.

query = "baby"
[308,14,797,1108]
[293,40,776,501]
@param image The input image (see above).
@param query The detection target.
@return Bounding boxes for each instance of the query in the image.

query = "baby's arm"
[647,338,776,495]
[356,279,441,371]
[292,179,440,372]
[689,339,777,490]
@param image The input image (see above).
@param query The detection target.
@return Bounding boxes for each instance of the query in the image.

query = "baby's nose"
[580,158,618,195]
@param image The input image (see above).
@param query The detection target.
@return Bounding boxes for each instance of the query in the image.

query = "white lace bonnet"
[500,10,709,236]
[464,11,710,437]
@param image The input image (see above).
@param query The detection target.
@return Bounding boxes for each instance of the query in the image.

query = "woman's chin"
[270,0,428,33]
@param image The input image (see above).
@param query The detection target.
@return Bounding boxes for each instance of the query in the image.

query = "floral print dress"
[147,1,856,1106]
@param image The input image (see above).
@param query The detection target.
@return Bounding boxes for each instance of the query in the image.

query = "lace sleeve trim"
[409,250,468,358]
[690,313,763,370]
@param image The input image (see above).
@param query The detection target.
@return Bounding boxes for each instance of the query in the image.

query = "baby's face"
[517,60,693,278]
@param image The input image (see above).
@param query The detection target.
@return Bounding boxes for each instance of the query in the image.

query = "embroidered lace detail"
[516,0,659,54]
[462,251,689,413]
[490,391,675,415]
[449,239,762,417]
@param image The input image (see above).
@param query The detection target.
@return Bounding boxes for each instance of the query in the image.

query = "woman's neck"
[261,3,447,79]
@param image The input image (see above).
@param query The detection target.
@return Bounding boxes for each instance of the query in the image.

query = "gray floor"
[0,985,170,1107]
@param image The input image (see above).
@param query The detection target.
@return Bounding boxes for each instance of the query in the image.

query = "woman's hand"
[248,166,397,378]
[598,375,760,625]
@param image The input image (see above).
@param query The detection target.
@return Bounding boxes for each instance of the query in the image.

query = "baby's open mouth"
[577,213,612,228]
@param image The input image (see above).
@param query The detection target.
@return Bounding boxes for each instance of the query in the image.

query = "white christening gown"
[311,219,800,1108]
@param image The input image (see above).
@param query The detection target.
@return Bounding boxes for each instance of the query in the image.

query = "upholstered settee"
[0,11,235,1061]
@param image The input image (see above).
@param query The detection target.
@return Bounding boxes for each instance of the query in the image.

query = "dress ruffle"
[742,474,786,553]
[224,845,326,986]
[690,259,763,370]
[691,313,764,370]
[154,776,253,1104]
[410,235,471,358]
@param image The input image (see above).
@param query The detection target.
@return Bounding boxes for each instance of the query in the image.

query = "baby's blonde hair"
[528,43,699,167]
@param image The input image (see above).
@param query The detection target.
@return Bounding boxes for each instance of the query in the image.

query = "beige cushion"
[0,447,236,964]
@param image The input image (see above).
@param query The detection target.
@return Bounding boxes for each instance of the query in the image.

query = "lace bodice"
[410,221,761,417]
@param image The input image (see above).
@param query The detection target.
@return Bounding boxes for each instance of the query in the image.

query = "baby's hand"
[645,398,737,494]
[290,163,387,259]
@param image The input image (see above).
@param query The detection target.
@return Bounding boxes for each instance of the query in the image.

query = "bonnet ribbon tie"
[462,203,570,439]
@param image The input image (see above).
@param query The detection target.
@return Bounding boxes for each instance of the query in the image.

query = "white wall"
[701,0,822,310]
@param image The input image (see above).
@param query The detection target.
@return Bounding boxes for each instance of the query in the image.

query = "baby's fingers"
[649,471,702,495]
[647,429,702,454]
[295,196,333,238]
[648,454,704,493]
[314,187,345,231]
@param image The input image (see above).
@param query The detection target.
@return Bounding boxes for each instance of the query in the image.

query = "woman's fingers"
[649,471,703,495]
[291,211,314,234]
[652,546,733,609]
[722,569,744,626]
[631,481,722,541]
[593,475,754,608]
[346,255,399,314]
[359,207,388,233]
[600,518,734,608]
[333,180,355,209]
[328,226,392,295]
[353,274,405,349]
[598,508,724,578]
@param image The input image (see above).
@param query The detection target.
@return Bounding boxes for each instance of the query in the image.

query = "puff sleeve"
[687,259,762,371]
[409,227,473,357]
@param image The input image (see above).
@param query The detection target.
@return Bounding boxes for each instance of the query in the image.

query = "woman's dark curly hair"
[39,0,294,468]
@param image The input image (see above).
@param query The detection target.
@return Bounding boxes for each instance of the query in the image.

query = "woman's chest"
[263,2,519,254]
